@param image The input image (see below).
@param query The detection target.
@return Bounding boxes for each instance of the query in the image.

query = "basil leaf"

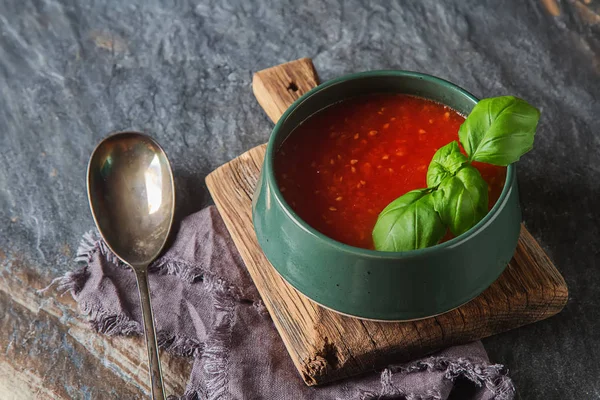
[373,189,446,252]
[458,96,540,166]
[433,166,488,236]
[426,141,468,188]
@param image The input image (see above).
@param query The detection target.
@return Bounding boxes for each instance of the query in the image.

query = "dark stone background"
[0,0,598,398]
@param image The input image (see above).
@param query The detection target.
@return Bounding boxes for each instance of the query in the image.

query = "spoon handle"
[134,268,166,400]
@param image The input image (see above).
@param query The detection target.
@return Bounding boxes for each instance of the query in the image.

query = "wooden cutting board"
[205,58,568,386]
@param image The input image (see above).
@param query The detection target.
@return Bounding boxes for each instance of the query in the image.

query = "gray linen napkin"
[57,206,515,399]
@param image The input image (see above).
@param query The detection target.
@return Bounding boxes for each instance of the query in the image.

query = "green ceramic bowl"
[252,71,521,321]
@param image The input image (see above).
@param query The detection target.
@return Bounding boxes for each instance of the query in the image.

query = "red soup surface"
[275,94,506,249]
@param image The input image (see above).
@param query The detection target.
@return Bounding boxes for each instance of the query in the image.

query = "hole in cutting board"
[288,81,299,92]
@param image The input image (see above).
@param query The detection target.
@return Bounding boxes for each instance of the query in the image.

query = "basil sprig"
[373,96,540,252]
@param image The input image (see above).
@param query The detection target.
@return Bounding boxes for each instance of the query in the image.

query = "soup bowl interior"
[252,71,521,321]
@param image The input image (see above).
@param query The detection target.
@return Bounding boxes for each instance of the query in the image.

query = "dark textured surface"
[0,0,598,398]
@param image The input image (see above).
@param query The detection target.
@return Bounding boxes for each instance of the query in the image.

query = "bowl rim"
[264,69,516,260]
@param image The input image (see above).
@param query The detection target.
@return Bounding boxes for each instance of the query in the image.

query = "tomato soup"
[275,94,506,249]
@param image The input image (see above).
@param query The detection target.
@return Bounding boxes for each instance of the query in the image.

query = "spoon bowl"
[88,132,175,267]
[87,131,174,399]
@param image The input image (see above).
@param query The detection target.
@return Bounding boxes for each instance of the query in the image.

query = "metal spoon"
[87,132,174,399]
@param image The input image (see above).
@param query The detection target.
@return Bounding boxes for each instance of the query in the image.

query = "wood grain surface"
[252,58,320,123]
[0,258,191,399]
[204,58,569,386]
